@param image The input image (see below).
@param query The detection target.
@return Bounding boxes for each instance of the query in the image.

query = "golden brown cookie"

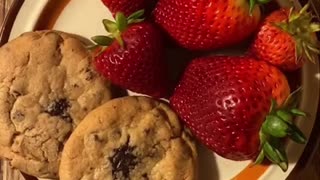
[59,96,197,180]
[0,31,113,178]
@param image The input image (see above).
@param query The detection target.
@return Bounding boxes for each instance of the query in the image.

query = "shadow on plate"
[197,142,220,180]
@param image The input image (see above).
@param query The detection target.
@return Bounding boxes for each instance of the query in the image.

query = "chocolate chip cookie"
[59,96,198,180]
[0,31,113,178]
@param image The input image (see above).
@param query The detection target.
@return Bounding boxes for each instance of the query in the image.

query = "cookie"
[59,96,197,180]
[0,31,113,178]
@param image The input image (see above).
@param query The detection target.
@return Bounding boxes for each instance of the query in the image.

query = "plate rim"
[1,0,319,179]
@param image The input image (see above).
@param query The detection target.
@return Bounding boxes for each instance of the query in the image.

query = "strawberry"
[101,0,157,17]
[250,4,320,71]
[153,0,269,50]
[91,10,169,98]
[170,56,306,171]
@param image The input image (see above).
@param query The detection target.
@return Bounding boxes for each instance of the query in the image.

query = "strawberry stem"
[114,32,124,47]
[90,10,146,50]
[249,0,271,15]
[255,88,307,172]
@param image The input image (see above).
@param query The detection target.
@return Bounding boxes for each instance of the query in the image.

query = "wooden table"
[0,2,40,180]
[0,0,24,178]
[0,0,319,179]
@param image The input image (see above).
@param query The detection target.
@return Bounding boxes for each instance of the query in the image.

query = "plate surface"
[5,0,320,179]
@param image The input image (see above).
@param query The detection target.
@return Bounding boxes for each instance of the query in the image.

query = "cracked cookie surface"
[0,31,113,178]
[59,96,198,180]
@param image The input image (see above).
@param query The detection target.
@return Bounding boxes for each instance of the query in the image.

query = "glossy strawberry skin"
[170,56,290,160]
[94,22,169,98]
[153,0,261,50]
[101,0,157,17]
[250,9,302,71]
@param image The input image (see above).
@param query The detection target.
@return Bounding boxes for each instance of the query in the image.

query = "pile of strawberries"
[92,0,320,171]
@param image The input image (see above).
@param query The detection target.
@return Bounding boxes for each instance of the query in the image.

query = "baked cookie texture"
[0,31,112,178]
[59,96,198,180]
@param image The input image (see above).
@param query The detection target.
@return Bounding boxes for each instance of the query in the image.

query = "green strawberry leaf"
[115,12,128,32]
[299,3,309,15]
[128,18,145,24]
[249,0,271,15]
[263,140,288,172]
[276,110,293,124]
[103,19,118,33]
[249,0,257,15]
[91,35,114,46]
[278,162,288,172]
[290,109,307,117]
[287,124,307,144]
[310,23,320,32]
[283,87,302,109]
[263,141,281,164]
[127,9,145,21]
[259,130,267,145]
[307,43,320,54]
[127,10,145,24]
[303,41,316,63]
[257,0,271,3]
[275,148,287,163]
[255,150,265,164]
[269,99,277,113]
[86,44,99,50]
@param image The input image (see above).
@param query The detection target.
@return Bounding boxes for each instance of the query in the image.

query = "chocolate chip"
[142,173,149,180]
[110,129,122,140]
[11,90,21,98]
[90,133,106,144]
[72,84,79,88]
[58,143,64,152]
[109,138,138,179]
[12,111,25,121]
[144,129,151,135]
[85,68,95,81]
[93,134,99,140]
[45,99,72,122]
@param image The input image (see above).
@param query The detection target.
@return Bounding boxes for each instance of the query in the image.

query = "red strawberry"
[250,5,320,71]
[153,0,268,50]
[101,0,157,17]
[170,56,306,171]
[92,10,169,98]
